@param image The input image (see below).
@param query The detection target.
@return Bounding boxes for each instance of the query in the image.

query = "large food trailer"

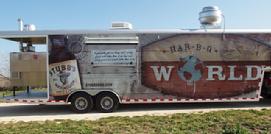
[1,28,271,113]
[1,7,271,113]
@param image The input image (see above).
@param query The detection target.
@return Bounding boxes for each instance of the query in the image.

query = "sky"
[1,0,271,76]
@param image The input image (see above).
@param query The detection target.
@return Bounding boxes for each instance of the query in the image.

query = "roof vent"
[111,22,133,30]
[199,6,223,29]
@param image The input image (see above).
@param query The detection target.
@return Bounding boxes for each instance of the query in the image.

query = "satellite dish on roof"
[24,24,36,31]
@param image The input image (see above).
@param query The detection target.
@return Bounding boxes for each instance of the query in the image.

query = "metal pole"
[27,86,30,94]
[13,86,16,97]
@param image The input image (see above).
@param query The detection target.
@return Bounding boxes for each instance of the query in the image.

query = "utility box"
[10,52,47,88]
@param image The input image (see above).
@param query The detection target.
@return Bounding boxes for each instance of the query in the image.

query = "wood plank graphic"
[141,34,271,98]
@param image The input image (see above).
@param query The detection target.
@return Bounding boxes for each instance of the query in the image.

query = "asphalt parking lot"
[0,99,271,122]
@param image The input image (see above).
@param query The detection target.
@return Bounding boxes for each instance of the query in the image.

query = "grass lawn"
[0,90,13,98]
[0,90,11,102]
[0,88,47,101]
[0,90,20,102]
[0,109,271,134]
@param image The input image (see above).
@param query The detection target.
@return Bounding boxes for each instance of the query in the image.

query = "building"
[0,74,10,90]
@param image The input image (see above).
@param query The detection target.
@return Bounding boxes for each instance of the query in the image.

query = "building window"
[11,72,21,79]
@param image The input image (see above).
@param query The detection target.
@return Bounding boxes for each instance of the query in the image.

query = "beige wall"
[10,52,47,87]
[0,78,10,88]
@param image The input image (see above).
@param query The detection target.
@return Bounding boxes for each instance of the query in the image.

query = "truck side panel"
[47,33,271,103]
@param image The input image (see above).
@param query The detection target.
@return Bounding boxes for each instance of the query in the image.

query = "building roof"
[1,29,271,44]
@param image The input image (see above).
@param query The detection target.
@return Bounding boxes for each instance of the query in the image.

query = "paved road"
[0,99,271,122]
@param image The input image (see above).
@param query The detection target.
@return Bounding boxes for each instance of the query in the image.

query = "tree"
[0,52,10,78]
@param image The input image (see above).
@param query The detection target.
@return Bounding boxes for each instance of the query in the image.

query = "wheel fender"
[66,90,121,103]
[66,91,90,103]
[96,91,121,103]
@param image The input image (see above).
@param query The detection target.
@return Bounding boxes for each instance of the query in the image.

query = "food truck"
[1,7,271,113]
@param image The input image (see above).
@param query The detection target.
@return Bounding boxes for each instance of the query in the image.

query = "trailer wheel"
[71,93,93,113]
[96,92,119,113]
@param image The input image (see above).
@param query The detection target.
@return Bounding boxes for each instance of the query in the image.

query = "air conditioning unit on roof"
[111,22,133,30]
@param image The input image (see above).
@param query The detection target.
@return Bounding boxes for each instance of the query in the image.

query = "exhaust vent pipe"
[17,18,23,31]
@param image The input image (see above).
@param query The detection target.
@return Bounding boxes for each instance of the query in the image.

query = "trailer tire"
[96,92,119,113]
[70,93,93,113]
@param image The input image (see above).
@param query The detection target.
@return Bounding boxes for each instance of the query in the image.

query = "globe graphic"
[177,55,203,84]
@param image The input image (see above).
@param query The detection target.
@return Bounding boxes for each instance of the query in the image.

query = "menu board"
[91,49,136,66]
